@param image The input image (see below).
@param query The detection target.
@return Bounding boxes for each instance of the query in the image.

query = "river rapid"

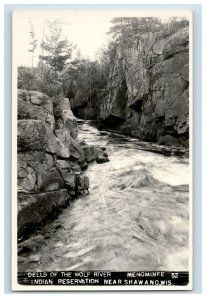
[18,121,189,272]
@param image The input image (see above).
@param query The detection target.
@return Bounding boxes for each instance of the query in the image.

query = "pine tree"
[39,19,72,77]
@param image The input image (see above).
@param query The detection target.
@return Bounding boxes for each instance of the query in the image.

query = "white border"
[11,9,193,292]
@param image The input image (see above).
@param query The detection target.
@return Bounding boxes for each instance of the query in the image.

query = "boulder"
[18,189,70,236]
[84,176,90,190]
[18,193,36,212]
[96,155,110,164]
[82,145,96,163]
[18,235,47,255]
[18,151,65,194]
[74,174,90,196]
[18,120,46,151]
[54,97,78,139]
[61,173,76,190]
[45,127,70,158]
[163,27,189,59]
[158,135,181,146]
[56,159,81,173]
[17,120,70,158]
[69,137,85,160]
[18,89,54,129]
[37,167,64,192]
[18,166,37,192]
[82,144,109,164]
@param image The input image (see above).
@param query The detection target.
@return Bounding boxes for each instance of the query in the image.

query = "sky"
[13,10,191,67]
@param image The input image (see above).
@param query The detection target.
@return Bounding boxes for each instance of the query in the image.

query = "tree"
[165,17,189,35]
[38,19,73,97]
[28,19,38,68]
[61,58,108,118]
[108,17,163,44]
[39,19,72,77]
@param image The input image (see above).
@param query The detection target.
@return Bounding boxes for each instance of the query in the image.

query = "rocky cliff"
[17,90,107,237]
[99,26,189,146]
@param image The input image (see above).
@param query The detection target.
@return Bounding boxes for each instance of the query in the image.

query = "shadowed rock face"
[99,27,189,146]
[17,90,90,237]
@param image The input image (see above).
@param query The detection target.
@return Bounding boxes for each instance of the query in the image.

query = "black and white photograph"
[12,9,192,291]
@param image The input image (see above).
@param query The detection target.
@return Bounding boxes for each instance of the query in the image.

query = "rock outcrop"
[99,26,189,146]
[17,90,90,237]
[81,144,109,164]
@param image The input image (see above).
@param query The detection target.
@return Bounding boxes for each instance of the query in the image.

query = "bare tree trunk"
[32,51,34,68]
[41,19,46,79]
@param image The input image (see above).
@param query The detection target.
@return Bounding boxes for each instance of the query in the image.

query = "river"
[18,121,189,272]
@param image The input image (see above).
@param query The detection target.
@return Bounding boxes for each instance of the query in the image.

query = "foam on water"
[18,121,189,272]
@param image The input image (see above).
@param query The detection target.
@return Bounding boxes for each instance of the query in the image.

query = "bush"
[17,66,38,91]
[17,65,62,98]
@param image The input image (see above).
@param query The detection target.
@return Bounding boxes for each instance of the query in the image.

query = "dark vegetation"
[18,17,189,117]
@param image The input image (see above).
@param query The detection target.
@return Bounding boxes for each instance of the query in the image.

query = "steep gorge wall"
[99,27,189,146]
[17,90,90,237]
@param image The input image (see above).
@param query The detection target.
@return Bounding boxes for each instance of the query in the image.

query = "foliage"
[164,17,189,36]
[18,19,74,98]
[108,16,189,45]
[62,58,109,117]
[108,17,162,44]
[39,19,73,76]
[18,16,189,116]
[18,65,63,98]
[18,66,38,91]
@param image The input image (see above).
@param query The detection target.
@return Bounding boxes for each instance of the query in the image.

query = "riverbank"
[17,90,109,239]
[18,121,189,272]
[78,120,189,158]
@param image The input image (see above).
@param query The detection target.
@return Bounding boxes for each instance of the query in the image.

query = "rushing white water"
[18,121,189,272]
